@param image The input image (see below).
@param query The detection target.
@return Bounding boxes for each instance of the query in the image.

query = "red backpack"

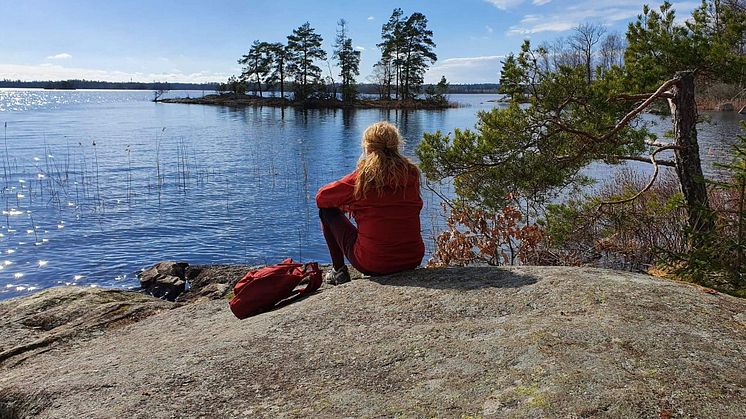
[229,259,323,319]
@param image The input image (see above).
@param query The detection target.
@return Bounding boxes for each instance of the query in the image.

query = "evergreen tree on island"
[378,8,405,100]
[287,22,327,102]
[425,75,449,105]
[334,19,361,104]
[238,40,271,97]
[265,42,291,99]
[400,12,437,99]
[378,9,437,101]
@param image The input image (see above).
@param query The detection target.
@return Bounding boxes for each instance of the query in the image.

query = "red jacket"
[316,170,425,274]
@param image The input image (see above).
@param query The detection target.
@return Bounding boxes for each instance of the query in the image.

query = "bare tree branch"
[423,181,455,209]
[616,92,674,101]
[598,145,679,207]
[600,77,679,142]
[615,155,677,167]
[645,141,682,148]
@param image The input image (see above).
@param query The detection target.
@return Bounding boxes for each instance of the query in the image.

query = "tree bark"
[280,60,285,100]
[668,70,714,235]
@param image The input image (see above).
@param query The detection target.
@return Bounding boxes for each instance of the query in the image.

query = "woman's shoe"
[324,265,351,285]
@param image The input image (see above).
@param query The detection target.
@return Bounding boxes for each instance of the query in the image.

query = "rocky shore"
[1,265,745,418]
[158,94,458,110]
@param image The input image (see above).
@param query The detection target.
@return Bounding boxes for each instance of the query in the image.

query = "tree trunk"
[394,47,401,100]
[668,70,713,235]
[280,61,285,100]
[257,70,262,98]
[404,49,412,100]
[302,49,308,101]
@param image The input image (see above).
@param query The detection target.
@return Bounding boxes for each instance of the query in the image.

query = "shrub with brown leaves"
[428,203,544,267]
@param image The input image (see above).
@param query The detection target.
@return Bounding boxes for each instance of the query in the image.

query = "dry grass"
[697,97,746,111]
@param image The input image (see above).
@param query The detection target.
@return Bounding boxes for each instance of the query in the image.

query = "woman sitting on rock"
[316,121,425,284]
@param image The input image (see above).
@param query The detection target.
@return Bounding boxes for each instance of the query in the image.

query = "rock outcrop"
[1,266,745,418]
[138,261,189,300]
[0,287,171,365]
[139,262,258,302]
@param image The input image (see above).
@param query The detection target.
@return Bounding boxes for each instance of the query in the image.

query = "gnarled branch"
[616,92,674,101]
[599,77,679,142]
[615,155,676,167]
[598,145,679,208]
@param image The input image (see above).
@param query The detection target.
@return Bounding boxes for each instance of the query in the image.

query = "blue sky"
[0,0,700,84]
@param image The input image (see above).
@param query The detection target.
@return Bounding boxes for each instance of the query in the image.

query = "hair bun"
[363,121,402,152]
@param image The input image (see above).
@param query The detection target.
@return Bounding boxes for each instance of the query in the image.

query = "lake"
[0,88,743,300]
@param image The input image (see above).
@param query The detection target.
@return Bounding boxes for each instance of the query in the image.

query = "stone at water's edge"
[1,266,745,418]
[717,102,735,111]
[138,261,189,301]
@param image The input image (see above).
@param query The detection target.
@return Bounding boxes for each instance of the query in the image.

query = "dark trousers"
[319,208,377,275]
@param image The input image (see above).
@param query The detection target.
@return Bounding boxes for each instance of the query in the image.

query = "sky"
[0,0,701,85]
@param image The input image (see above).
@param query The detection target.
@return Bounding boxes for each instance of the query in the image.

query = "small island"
[160,16,457,110]
[158,93,458,110]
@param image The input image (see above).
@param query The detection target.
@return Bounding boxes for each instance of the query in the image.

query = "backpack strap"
[299,262,322,294]
[272,262,322,310]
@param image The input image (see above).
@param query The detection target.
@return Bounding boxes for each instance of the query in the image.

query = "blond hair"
[354,121,420,200]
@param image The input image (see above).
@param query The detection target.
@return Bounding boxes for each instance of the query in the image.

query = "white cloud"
[367,16,374,21]
[504,0,700,35]
[426,55,505,84]
[484,0,525,10]
[507,19,576,35]
[0,63,228,83]
[506,0,700,35]
[355,46,365,51]
[485,25,494,33]
[46,53,72,60]
[437,55,505,67]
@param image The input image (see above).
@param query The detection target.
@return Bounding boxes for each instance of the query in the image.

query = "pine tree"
[377,9,437,101]
[378,8,405,99]
[286,22,327,102]
[425,75,449,104]
[399,12,437,100]
[498,54,524,102]
[265,42,290,99]
[238,40,271,97]
[334,19,361,103]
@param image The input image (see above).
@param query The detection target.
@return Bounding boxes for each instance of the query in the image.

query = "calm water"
[0,88,743,300]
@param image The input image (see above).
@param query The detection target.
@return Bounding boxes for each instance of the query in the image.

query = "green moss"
[727,288,746,298]
[110,304,131,316]
[513,384,550,410]
[514,384,538,396]
[528,393,550,409]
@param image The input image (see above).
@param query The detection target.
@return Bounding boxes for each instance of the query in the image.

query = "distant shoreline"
[158,94,461,110]
[0,86,212,91]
